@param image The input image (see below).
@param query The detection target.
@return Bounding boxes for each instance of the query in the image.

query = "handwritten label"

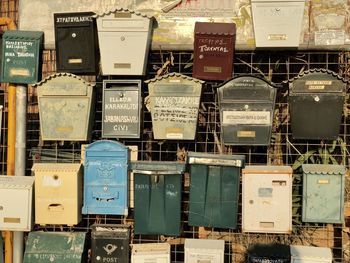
[197,36,231,58]
[223,111,270,125]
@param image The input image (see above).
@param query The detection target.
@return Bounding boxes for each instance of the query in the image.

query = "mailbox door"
[91,236,129,263]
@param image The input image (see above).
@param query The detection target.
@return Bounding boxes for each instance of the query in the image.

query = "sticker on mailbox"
[223,111,270,125]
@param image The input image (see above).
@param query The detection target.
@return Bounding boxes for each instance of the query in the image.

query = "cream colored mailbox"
[185,239,224,263]
[95,7,154,75]
[252,0,306,47]
[0,175,34,231]
[132,243,171,263]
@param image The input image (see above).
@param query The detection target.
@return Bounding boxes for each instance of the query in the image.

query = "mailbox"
[1,30,43,84]
[218,76,277,145]
[95,7,154,75]
[302,164,345,223]
[187,152,245,228]
[24,231,87,263]
[132,243,170,263]
[102,80,141,138]
[290,245,332,263]
[247,243,291,263]
[185,239,225,263]
[131,161,185,236]
[54,12,99,74]
[82,140,129,215]
[145,73,203,140]
[251,0,305,48]
[242,166,293,233]
[32,163,83,226]
[35,73,95,141]
[91,224,130,263]
[289,69,346,140]
[193,22,236,81]
[0,175,34,231]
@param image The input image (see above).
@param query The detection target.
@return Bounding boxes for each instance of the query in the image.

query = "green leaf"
[292,150,316,170]
[328,139,337,153]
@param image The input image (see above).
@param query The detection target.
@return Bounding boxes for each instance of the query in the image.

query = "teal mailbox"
[131,161,185,236]
[1,30,43,84]
[187,152,245,228]
[302,164,345,223]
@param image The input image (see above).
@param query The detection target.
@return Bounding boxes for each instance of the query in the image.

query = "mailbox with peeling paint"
[187,152,245,228]
[145,73,204,140]
[1,30,43,84]
[132,243,171,263]
[290,245,332,263]
[218,76,277,145]
[82,140,129,215]
[247,243,291,263]
[185,239,225,263]
[54,12,99,74]
[302,164,345,223]
[95,7,154,75]
[131,161,185,236]
[289,69,346,140]
[35,73,95,141]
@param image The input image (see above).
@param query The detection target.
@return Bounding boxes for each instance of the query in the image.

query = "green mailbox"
[187,152,245,228]
[1,30,43,84]
[131,161,185,236]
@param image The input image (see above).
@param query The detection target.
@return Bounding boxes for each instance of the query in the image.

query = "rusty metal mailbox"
[1,30,43,84]
[289,69,346,140]
[193,22,236,81]
[145,73,203,140]
[95,7,154,75]
[54,12,99,74]
[35,73,95,141]
[218,76,277,145]
[102,80,141,138]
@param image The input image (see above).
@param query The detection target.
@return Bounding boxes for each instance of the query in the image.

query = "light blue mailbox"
[82,140,129,215]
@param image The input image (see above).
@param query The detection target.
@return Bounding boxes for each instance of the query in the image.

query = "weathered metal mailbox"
[1,30,43,84]
[132,243,171,263]
[0,175,34,231]
[247,243,291,263]
[185,239,225,263]
[302,164,345,223]
[193,22,236,81]
[289,69,346,140]
[35,73,95,141]
[102,80,141,138]
[54,12,99,74]
[145,73,203,140]
[218,76,277,145]
[91,224,130,263]
[95,7,154,75]
[131,161,185,236]
[251,0,305,48]
[82,140,129,215]
[32,163,83,226]
[24,231,87,263]
[187,152,245,228]
[290,245,332,263]
[242,166,293,234]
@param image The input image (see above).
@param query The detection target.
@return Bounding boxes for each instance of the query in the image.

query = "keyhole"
[121,36,125,41]
[72,33,77,38]
[0,206,3,211]
[53,175,59,180]
[275,7,280,11]
[314,95,320,102]
[119,92,124,98]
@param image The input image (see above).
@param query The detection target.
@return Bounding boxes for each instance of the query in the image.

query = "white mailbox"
[252,0,306,47]
[185,239,224,263]
[132,243,170,263]
[290,245,332,263]
[242,165,293,234]
[0,175,34,231]
[95,7,154,75]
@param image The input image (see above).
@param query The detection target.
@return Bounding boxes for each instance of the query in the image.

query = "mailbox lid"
[290,245,332,262]
[132,243,170,255]
[130,161,185,174]
[0,175,34,188]
[242,165,293,175]
[185,239,225,263]
[247,243,291,262]
[32,163,82,173]
[187,151,245,167]
[85,140,128,159]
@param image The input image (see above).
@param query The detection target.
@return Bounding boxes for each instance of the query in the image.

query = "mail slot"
[289,69,346,140]
[290,245,332,263]
[193,22,236,81]
[131,161,185,236]
[302,164,345,223]
[82,140,129,215]
[242,166,293,233]
[247,243,291,263]
[185,239,225,263]
[252,0,305,47]
[102,80,141,138]
[32,163,83,226]
[132,243,170,263]
[145,72,204,140]
[24,231,87,263]
[1,30,43,84]
[95,7,154,75]
[0,175,34,231]
[218,75,277,145]
[35,73,95,141]
[91,224,130,263]
[54,12,99,74]
[187,152,245,228]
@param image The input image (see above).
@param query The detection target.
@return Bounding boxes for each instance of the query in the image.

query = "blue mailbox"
[82,140,129,215]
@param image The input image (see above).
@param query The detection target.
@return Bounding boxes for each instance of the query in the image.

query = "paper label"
[223,111,270,125]
[315,30,345,46]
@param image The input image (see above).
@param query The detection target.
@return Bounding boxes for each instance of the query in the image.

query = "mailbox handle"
[132,170,182,175]
[48,204,64,212]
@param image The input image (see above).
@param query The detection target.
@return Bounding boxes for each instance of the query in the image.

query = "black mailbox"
[54,12,99,75]
[247,243,291,263]
[289,69,347,140]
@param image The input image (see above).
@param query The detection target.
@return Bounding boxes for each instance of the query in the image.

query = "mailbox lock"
[275,7,281,11]
[121,36,125,41]
[244,104,249,110]
[249,200,254,204]
[314,95,320,102]
[0,206,3,211]
[119,92,124,98]
[199,54,204,59]
[72,33,77,38]
[53,174,59,180]
[103,186,108,192]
